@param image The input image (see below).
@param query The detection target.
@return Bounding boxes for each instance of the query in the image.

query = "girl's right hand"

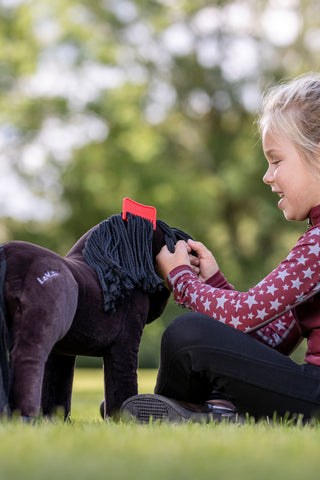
[187,239,219,282]
[156,241,191,284]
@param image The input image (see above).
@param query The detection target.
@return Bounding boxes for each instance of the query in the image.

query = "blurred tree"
[0,0,319,366]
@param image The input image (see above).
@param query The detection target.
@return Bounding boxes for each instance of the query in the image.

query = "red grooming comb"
[122,197,157,230]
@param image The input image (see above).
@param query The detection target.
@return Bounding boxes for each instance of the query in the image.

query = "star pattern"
[168,224,320,357]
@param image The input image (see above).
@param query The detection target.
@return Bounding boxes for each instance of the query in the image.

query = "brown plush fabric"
[0,217,189,419]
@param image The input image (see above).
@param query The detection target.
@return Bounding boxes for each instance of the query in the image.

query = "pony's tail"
[0,247,11,416]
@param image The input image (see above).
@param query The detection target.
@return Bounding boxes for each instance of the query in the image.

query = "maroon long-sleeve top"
[167,205,320,366]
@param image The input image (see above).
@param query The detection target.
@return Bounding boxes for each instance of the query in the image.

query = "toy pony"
[0,199,192,420]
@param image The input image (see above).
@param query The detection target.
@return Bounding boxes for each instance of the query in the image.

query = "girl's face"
[262,128,320,221]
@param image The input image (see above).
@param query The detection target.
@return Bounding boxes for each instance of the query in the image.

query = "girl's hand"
[187,239,219,282]
[156,241,190,283]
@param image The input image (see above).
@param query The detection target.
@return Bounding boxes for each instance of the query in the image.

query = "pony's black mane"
[83,214,192,312]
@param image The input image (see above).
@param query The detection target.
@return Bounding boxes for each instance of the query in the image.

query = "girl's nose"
[263,166,273,185]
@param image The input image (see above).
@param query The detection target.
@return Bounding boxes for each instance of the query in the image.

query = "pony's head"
[83,214,193,322]
[146,219,194,324]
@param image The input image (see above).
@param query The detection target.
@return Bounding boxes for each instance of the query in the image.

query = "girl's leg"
[155,312,320,420]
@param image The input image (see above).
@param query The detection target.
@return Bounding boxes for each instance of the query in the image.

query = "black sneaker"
[120,393,242,424]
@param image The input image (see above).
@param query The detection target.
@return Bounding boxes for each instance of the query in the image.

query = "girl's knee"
[161,312,215,355]
[161,312,239,356]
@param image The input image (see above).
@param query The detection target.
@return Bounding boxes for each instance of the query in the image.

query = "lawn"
[0,368,319,480]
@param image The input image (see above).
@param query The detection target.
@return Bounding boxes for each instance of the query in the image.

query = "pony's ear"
[151,225,167,262]
[153,219,194,259]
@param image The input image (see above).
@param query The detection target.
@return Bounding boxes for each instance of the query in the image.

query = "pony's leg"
[102,348,139,419]
[102,299,148,418]
[9,342,48,418]
[8,268,78,418]
[41,352,76,419]
[102,338,142,418]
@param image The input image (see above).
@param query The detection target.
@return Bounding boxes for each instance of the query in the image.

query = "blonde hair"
[259,72,320,175]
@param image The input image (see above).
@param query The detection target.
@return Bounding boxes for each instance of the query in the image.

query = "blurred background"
[0,0,318,367]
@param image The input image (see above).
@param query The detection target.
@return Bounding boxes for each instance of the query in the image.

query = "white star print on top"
[167,223,320,359]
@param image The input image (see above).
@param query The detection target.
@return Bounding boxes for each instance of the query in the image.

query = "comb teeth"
[122,197,157,230]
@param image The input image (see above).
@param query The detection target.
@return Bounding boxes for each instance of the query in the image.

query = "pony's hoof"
[100,400,105,419]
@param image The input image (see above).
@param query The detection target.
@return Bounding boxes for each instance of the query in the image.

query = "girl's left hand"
[156,241,190,283]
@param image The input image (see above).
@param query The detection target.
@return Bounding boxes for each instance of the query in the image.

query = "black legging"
[154,312,320,420]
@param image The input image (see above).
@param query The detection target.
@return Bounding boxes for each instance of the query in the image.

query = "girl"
[121,73,320,423]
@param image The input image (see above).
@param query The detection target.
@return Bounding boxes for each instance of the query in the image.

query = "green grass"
[0,369,320,480]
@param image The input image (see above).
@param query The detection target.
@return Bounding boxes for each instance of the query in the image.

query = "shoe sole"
[120,394,240,424]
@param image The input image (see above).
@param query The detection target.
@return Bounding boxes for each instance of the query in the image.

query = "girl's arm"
[164,227,320,335]
[204,259,303,353]
[206,260,303,354]
[249,312,303,354]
